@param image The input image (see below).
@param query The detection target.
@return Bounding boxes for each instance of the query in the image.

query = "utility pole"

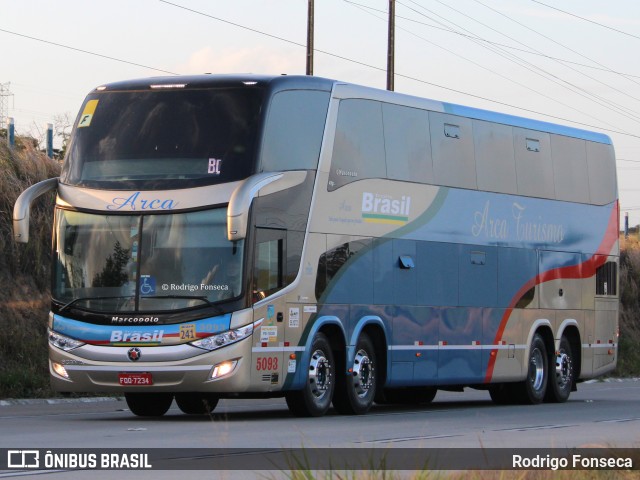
[306,0,314,76]
[387,0,395,91]
[0,82,14,128]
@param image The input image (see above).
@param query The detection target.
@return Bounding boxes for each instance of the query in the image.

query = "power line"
[348,0,630,134]
[0,28,179,76]
[159,0,640,139]
[475,1,640,88]
[396,0,639,132]
[469,0,640,112]
[3,5,639,141]
[410,0,640,126]
[158,0,307,48]
[344,0,640,80]
[531,0,640,42]
[156,0,384,73]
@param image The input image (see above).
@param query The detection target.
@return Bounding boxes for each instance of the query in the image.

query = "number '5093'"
[256,357,278,371]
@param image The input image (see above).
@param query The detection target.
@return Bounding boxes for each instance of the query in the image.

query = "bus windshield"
[53,208,244,313]
[61,86,264,190]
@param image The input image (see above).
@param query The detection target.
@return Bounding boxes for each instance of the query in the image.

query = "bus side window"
[253,228,286,303]
[328,99,385,191]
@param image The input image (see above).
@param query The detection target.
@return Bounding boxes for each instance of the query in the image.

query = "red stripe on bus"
[484,202,619,383]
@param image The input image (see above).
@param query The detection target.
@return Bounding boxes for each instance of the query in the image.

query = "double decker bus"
[14,74,619,417]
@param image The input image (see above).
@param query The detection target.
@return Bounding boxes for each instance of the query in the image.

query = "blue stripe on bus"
[52,314,232,344]
[314,190,616,385]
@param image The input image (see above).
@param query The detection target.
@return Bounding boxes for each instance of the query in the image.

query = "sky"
[2,0,640,225]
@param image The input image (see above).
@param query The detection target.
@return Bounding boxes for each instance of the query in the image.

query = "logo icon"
[127,347,142,362]
[7,450,40,468]
[139,275,156,296]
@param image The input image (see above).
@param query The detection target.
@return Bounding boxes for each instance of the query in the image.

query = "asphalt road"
[0,379,638,478]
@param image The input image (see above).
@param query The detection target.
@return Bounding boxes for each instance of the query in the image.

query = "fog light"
[210,360,238,380]
[52,362,69,379]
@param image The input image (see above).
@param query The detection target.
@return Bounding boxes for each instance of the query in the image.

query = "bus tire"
[517,333,548,404]
[333,333,377,415]
[285,332,335,417]
[175,393,219,414]
[544,335,574,403]
[125,393,173,417]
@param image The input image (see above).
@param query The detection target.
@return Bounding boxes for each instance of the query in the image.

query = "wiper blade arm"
[58,296,135,313]
[144,295,214,308]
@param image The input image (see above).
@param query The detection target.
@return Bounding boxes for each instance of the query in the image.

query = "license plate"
[118,372,153,386]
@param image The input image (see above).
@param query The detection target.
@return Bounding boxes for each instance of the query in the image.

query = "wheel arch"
[524,319,554,375]
[288,316,347,390]
[353,318,389,389]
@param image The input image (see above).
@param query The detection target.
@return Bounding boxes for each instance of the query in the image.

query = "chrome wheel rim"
[555,351,572,388]
[529,347,545,392]
[308,349,332,399]
[352,348,374,398]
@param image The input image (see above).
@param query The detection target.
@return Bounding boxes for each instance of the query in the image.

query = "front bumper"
[49,337,253,393]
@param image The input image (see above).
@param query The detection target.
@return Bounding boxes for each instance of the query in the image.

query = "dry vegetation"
[283,470,640,479]
[617,235,640,376]
[0,136,59,397]
[0,133,638,398]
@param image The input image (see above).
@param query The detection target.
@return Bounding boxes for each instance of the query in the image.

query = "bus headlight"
[191,323,254,351]
[52,362,70,379]
[48,329,85,352]
[210,360,238,379]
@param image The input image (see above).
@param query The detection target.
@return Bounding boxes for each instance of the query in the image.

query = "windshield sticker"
[78,99,99,128]
[288,359,296,373]
[267,305,275,322]
[139,275,156,296]
[208,158,222,175]
[260,326,278,343]
[288,307,300,328]
[179,324,196,341]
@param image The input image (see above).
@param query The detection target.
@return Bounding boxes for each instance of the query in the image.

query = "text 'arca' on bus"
[60,85,265,190]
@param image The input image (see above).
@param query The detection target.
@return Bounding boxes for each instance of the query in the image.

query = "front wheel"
[175,393,219,414]
[125,393,173,417]
[285,332,335,417]
[333,333,377,415]
[544,335,574,403]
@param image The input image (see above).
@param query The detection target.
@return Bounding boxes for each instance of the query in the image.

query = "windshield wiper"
[58,296,135,313]
[142,295,215,308]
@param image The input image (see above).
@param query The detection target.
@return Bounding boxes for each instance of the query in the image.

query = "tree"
[92,241,130,287]
[53,112,73,160]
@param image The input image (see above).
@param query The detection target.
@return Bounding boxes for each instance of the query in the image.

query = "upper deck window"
[260,89,330,172]
[61,87,264,190]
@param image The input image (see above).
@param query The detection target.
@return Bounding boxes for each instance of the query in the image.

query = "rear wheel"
[125,393,173,417]
[516,333,548,404]
[544,335,574,403]
[175,393,219,414]
[333,333,377,415]
[285,332,335,417]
